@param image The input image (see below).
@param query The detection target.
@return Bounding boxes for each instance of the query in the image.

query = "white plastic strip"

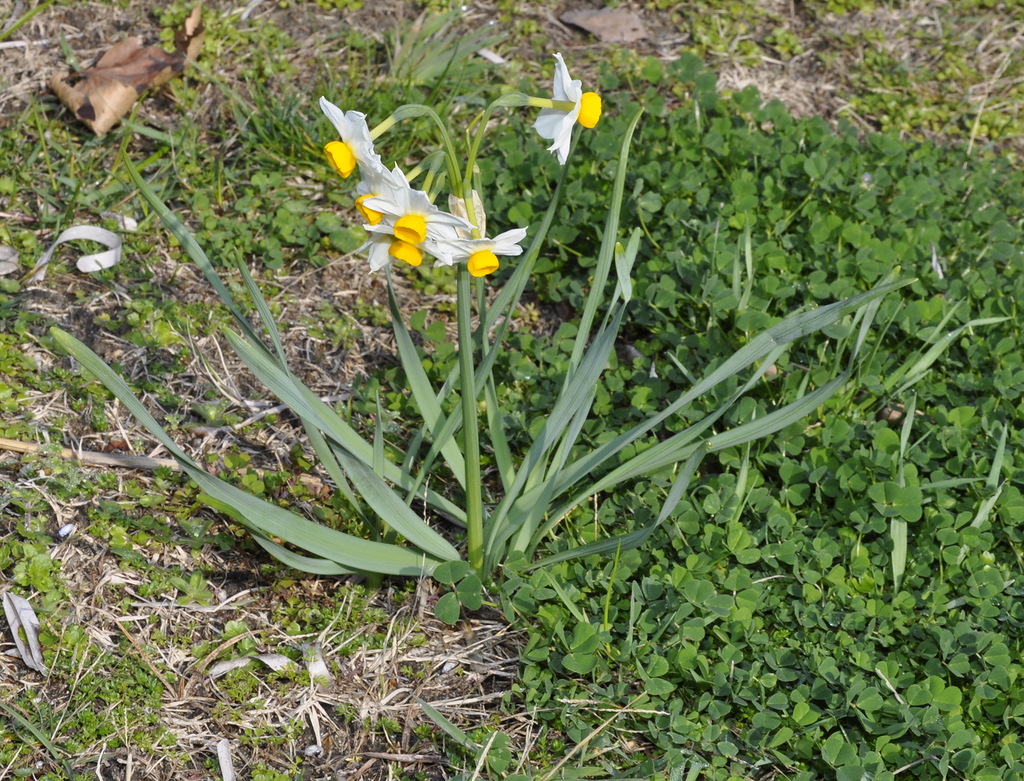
[2,592,49,675]
[27,225,123,282]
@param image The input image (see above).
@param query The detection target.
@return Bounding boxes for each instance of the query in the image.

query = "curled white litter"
[208,653,297,678]
[930,242,945,280]
[27,225,123,282]
[100,211,138,232]
[216,738,235,781]
[0,246,18,275]
[302,641,334,686]
[476,48,506,65]
[2,592,49,675]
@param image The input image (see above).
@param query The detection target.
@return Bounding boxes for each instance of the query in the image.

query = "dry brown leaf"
[560,9,649,44]
[49,5,204,136]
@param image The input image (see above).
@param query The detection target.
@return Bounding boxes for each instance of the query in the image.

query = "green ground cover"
[1,2,1023,780]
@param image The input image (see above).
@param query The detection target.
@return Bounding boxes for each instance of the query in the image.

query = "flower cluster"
[319,53,601,277]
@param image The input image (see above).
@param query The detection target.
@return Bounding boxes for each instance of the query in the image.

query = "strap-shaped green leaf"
[385,272,466,487]
[221,327,466,524]
[530,448,705,570]
[483,306,625,565]
[51,327,445,576]
[555,279,909,493]
[329,443,461,561]
[565,108,644,379]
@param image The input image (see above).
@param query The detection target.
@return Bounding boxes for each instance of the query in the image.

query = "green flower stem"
[457,263,485,577]
[463,92,531,199]
[387,103,465,200]
[525,97,576,112]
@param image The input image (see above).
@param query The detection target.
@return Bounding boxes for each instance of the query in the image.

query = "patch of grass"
[465,56,1024,781]
[4,624,170,776]
[3,0,1024,778]
[820,6,1024,143]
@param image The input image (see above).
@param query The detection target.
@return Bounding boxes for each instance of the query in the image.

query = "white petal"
[318,97,381,170]
[319,96,350,134]
[425,239,458,266]
[428,212,474,231]
[548,117,577,164]
[533,108,567,141]
[551,53,582,103]
[491,227,529,255]
[366,239,393,271]
[360,165,411,201]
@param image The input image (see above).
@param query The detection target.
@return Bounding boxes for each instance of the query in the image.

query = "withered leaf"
[50,5,204,136]
[560,9,649,44]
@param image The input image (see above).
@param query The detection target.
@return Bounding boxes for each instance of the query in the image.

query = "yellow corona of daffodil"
[533,52,602,165]
[319,97,382,178]
[359,169,473,271]
[433,228,529,277]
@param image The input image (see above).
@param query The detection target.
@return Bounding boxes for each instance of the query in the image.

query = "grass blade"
[51,327,445,575]
[122,154,266,348]
[222,327,466,524]
[386,271,466,487]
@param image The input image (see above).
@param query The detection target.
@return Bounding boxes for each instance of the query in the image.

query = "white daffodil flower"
[360,231,418,272]
[319,96,382,178]
[355,164,410,226]
[432,227,529,277]
[532,53,602,165]
[359,173,473,269]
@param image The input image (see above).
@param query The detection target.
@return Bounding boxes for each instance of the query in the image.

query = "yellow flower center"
[389,240,422,267]
[468,250,499,277]
[578,92,602,129]
[394,214,428,244]
[324,141,357,178]
[356,194,383,225]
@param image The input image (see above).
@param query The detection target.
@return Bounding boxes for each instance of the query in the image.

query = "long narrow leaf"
[554,343,786,497]
[703,375,845,453]
[483,306,625,569]
[330,444,461,562]
[509,302,632,554]
[566,108,643,377]
[413,695,477,750]
[386,272,466,487]
[122,155,266,349]
[890,315,1009,396]
[555,280,908,492]
[303,422,369,528]
[891,518,908,591]
[614,228,642,304]
[222,327,466,524]
[987,423,1009,491]
[530,448,705,569]
[485,375,515,492]
[203,497,357,575]
[188,468,442,575]
[51,328,442,576]
[547,373,845,528]
[235,258,289,364]
[235,258,372,530]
